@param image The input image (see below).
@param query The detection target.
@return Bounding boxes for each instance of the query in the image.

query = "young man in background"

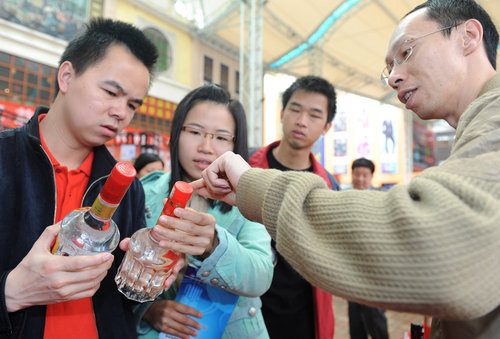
[249,76,337,339]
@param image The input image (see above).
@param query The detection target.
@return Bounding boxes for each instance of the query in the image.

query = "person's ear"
[57,61,75,94]
[322,121,332,135]
[462,19,483,57]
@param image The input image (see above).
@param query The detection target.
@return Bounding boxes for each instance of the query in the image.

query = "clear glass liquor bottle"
[115,181,193,302]
[52,162,136,256]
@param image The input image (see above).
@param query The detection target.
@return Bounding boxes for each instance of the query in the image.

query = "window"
[0,52,10,64]
[220,64,229,90]
[203,56,213,83]
[143,27,171,73]
[130,95,177,135]
[0,52,56,106]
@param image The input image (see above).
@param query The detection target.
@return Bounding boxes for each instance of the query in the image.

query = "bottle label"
[91,194,119,222]
[161,199,181,218]
[161,249,180,271]
[51,236,60,254]
[161,186,179,217]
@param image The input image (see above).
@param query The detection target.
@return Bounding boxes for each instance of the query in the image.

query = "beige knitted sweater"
[237,74,500,339]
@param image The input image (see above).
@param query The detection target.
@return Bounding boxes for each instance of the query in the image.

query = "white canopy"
[187,0,500,107]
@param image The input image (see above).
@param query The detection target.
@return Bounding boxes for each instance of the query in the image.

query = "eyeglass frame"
[380,23,461,86]
[181,125,236,145]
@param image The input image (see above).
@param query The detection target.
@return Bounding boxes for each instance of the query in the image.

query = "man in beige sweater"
[192,0,500,338]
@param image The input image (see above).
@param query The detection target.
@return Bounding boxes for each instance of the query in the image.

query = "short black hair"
[169,84,248,214]
[134,152,164,173]
[352,158,375,174]
[281,76,337,123]
[407,0,498,69]
[56,18,158,93]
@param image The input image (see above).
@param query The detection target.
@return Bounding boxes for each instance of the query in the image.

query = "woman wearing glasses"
[134,84,273,339]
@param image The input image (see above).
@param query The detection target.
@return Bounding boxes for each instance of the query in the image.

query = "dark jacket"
[249,140,337,339]
[0,107,146,338]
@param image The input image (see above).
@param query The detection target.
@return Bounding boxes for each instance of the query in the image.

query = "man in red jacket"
[249,76,337,339]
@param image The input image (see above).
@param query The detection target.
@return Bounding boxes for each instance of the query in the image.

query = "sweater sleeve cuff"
[134,301,155,335]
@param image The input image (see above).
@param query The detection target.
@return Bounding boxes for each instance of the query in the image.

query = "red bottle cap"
[159,181,194,221]
[170,181,194,207]
[100,162,137,204]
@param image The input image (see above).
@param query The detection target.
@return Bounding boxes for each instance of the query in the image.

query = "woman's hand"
[152,208,218,257]
[143,300,203,339]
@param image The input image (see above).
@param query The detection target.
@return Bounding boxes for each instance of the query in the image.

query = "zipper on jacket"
[39,145,58,224]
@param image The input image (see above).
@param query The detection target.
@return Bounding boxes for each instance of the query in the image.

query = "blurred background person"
[348,158,389,339]
[351,157,375,191]
[134,152,165,179]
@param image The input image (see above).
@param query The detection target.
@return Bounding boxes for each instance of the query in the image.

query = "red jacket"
[249,140,335,339]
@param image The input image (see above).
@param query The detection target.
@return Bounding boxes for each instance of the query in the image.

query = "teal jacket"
[135,171,273,338]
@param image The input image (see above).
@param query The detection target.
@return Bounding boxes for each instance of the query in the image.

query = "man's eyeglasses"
[181,126,235,147]
[381,24,460,86]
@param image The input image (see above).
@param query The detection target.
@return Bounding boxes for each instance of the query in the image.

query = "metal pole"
[249,0,256,146]
[239,0,245,104]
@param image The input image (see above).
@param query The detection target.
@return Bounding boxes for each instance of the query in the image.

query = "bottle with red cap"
[52,161,136,256]
[115,181,193,302]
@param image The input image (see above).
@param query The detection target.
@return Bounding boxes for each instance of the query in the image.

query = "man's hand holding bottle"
[5,225,188,313]
[5,224,114,313]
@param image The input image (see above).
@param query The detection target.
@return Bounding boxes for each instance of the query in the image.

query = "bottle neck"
[84,209,107,230]
[148,228,161,243]
[87,194,118,230]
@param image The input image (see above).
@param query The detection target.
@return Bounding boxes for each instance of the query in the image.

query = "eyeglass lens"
[182,126,234,146]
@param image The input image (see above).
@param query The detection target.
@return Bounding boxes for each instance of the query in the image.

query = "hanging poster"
[354,108,372,159]
[379,105,399,173]
[0,0,88,41]
[311,134,325,166]
[332,98,349,175]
